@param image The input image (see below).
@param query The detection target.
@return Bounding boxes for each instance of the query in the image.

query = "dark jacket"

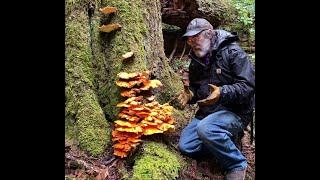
[188,30,255,127]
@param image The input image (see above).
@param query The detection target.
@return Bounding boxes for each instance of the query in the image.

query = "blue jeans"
[179,110,247,172]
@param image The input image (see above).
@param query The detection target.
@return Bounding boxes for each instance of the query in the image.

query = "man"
[177,18,255,180]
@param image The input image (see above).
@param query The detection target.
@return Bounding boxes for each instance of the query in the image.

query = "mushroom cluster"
[112,71,175,158]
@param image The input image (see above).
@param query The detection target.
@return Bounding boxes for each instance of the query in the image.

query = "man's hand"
[197,84,220,106]
[177,86,194,108]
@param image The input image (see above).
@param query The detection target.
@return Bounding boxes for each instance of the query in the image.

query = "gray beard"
[193,39,211,58]
[194,49,208,58]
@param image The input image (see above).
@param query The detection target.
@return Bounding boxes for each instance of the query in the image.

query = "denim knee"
[197,121,221,142]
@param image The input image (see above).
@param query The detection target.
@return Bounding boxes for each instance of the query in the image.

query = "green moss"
[156,67,183,105]
[96,0,184,118]
[90,12,111,115]
[76,92,110,156]
[65,0,101,17]
[132,141,184,180]
[65,6,110,156]
[162,23,181,33]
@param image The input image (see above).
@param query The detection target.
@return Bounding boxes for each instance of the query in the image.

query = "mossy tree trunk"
[100,0,183,119]
[65,0,111,156]
[66,0,187,178]
[99,0,186,178]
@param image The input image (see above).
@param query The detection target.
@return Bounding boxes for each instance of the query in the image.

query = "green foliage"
[233,0,254,29]
[221,0,255,44]
[171,58,190,72]
[248,53,255,65]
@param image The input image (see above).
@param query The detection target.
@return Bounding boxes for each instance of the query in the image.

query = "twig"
[168,38,178,62]
[179,41,186,61]
[103,156,117,166]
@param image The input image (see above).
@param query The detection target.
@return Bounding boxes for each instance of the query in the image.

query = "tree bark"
[98,1,186,177]
[101,0,183,119]
[65,0,111,156]
[66,0,186,178]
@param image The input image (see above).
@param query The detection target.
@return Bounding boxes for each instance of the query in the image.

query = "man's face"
[187,31,212,58]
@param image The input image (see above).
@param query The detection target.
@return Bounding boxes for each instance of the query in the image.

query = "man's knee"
[197,120,223,142]
[178,140,204,158]
[178,135,200,155]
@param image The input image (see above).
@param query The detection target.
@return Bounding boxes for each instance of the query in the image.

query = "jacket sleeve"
[219,47,255,104]
[187,61,201,104]
[188,83,199,104]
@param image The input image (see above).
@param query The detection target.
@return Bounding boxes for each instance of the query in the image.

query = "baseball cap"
[181,18,213,39]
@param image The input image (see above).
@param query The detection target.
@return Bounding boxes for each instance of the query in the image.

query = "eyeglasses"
[187,32,204,45]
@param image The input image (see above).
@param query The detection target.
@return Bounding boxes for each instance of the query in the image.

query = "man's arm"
[219,47,255,105]
[187,63,201,104]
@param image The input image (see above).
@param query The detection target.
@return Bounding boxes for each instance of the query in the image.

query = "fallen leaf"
[94,168,108,180]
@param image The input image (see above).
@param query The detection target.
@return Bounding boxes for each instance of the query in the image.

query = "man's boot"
[225,168,246,180]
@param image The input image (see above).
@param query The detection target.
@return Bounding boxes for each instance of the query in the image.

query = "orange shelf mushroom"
[122,52,134,60]
[112,70,175,158]
[99,6,118,14]
[99,23,122,33]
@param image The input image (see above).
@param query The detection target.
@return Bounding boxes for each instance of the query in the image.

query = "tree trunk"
[99,0,185,178]
[100,0,183,119]
[66,0,186,178]
[65,0,111,156]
